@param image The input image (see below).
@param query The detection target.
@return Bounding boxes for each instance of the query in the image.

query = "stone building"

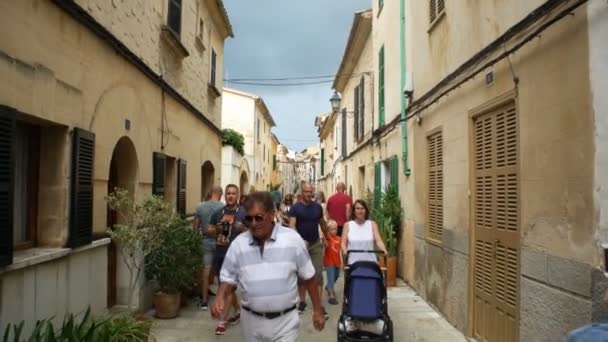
[402,0,608,341]
[221,88,276,192]
[0,0,232,330]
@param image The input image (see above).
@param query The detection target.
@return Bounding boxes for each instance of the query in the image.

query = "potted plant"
[145,218,202,319]
[366,187,402,287]
[106,189,172,311]
[381,186,403,287]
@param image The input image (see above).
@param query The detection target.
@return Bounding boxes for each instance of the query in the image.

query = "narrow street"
[149,280,467,341]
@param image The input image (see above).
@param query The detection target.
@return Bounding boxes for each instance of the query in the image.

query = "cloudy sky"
[223,0,370,152]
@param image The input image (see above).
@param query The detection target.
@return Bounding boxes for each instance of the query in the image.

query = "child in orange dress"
[324,220,342,305]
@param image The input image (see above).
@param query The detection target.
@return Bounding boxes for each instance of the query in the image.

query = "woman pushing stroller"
[338,199,393,342]
[341,199,388,263]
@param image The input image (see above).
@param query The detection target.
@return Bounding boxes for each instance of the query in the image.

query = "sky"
[222,0,371,152]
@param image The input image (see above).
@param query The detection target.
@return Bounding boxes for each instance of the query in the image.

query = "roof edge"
[332,9,372,91]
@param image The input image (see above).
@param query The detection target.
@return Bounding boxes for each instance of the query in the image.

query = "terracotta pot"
[153,291,181,319]
[386,256,398,287]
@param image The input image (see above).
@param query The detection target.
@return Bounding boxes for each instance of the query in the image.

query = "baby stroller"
[337,250,393,342]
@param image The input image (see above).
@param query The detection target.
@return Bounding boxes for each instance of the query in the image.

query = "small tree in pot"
[106,189,173,311]
[145,218,202,319]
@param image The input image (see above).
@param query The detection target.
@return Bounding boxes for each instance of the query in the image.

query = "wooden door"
[472,102,520,342]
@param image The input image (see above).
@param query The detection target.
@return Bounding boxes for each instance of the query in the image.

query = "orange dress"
[323,236,342,267]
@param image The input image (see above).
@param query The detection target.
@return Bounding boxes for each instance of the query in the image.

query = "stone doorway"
[201,161,215,200]
[107,136,138,307]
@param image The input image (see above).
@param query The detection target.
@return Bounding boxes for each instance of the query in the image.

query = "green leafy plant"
[145,218,202,293]
[365,187,401,257]
[94,314,151,341]
[1,307,148,342]
[106,188,178,310]
[382,185,404,239]
[222,128,245,155]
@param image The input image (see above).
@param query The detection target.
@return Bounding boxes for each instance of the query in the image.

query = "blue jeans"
[325,266,340,293]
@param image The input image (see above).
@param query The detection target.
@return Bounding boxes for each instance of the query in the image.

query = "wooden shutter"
[437,0,445,16]
[211,49,217,87]
[390,155,399,192]
[341,109,347,158]
[379,46,385,127]
[354,85,359,141]
[473,103,519,342]
[427,131,443,242]
[168,0,182,37]
[320,148,324,176]
[374,161,381,210]
[359,77,365,139]
[430,0,437,24]
[0,106,15,266]
[153,152,166,197]
[177,159,187,216]
[69,128,94,248]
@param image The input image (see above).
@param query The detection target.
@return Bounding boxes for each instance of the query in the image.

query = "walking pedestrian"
[326,182,353,236]
[208,184,247,335]
[323,220,342,305]
[289,183,329,318]
[193,186,224,311]
[212,192,325,341]
[279,194,294,226]
[341,200,388,265]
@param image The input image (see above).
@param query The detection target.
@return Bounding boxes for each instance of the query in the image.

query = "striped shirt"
[220,224,315,312]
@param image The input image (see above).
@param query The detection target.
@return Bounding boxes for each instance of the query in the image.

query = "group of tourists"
[193,182,388,341]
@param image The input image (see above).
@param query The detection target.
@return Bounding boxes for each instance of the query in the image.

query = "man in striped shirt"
[212,192,325,341]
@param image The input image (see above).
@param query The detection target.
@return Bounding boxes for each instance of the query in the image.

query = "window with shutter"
[167,0,182,37]
[153,152,166,197]
[69,128,95,248]
[374,161,382,210]
[359,77,365,139]
[379,46,385,127]
[177,159,187,216]
[429,0,446,26]
[472,102,519,342]
[0,106,15,266]
[427,130,443,243]
[341,109,347,158]
[354,85,360,141]
[211,49,217,87]
[273,155,277,171]
[320,148,324,176]
[390,155,399,192]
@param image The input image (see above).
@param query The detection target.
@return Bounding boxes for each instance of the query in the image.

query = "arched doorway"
[201,161,215,201]
[240,171,249,195]
[107,136,138,307]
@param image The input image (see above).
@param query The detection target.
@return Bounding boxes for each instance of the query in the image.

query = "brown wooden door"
[472,102,520,342]
[107,160,118,307]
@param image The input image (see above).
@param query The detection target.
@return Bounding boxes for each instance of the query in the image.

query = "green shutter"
[273,155,277,170]
[379,46,385,127]
[320,148,325,176]
[391,155,399,192]
[379,0,384,9]
[374,161,382,210]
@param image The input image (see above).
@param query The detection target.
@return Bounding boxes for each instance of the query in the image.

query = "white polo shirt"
[220,223,316,312]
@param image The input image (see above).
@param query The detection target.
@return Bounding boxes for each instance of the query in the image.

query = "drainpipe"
[400,0,411,176]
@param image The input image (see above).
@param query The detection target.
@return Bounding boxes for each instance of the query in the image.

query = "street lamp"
[330,91,341,113]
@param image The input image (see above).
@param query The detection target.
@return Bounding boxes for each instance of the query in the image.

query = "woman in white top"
[341,199,388,265]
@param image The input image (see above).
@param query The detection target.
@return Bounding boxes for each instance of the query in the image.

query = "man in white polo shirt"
[212,192,325,341]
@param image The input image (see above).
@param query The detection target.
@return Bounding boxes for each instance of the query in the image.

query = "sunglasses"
[244,214,265,223]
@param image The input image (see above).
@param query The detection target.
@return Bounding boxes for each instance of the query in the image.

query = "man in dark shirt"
[326,182,353,236]
[289,183,329,318]
[208,184,247,335]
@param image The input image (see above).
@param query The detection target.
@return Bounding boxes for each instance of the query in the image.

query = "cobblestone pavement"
[149,279,468,341]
